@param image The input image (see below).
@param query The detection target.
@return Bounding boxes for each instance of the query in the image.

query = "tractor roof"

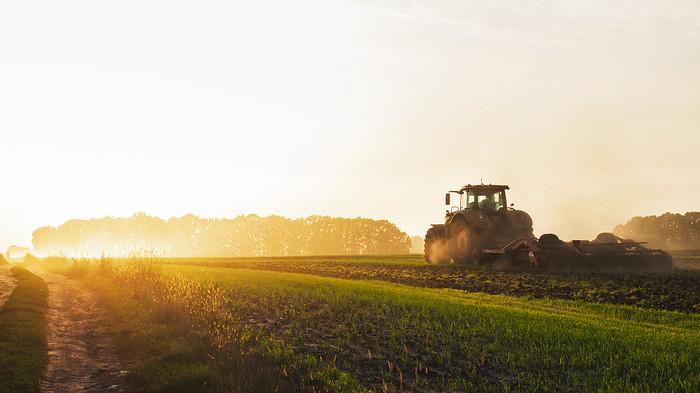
[460,184,509,193]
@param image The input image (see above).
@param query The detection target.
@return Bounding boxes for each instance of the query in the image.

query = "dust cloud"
[425,238,450,264]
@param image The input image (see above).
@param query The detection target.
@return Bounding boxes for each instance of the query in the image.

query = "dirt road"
[30,267,132,393]
[0,265,17,308]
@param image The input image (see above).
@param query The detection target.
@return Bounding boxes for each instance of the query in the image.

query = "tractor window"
[462,193,477,209]
[477,191,505,212]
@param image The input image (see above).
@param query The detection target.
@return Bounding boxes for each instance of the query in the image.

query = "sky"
[1,0,699,251]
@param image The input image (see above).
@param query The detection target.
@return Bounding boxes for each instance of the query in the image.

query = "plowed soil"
[30,267,132,393]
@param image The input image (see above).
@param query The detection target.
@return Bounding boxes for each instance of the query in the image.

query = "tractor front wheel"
[424,226,450,264]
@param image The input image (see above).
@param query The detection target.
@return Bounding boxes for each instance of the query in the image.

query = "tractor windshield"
[463,189,506,212]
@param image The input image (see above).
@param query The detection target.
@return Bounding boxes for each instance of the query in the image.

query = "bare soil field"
[29,266,132,393]
[669,250,700,270]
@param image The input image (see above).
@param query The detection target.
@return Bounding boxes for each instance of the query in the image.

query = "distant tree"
[613,212,700,250]
[32,226,61,255]
[31,213,412,257]
[7,245,32,259]
[409,236,424,253]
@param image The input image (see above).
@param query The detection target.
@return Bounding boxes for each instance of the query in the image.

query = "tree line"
[613,212,700,250]
[31,213,412,257]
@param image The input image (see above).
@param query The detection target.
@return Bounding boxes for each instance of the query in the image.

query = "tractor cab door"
[461,192,479,210]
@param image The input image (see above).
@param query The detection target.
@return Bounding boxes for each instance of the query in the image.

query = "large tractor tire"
[448,219,485,265]
[424,226,450,264]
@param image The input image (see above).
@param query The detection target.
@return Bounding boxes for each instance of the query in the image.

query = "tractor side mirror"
[445,193,450,205]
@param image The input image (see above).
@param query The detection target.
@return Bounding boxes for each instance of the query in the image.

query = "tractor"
[424,184,533,265]
[424,183,673,270]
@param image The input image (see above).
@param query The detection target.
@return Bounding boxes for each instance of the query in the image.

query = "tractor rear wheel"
[449,220,484,265]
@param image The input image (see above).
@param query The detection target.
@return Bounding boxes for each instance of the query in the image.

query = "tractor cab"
[447,184,509,214]
[461,185,508,212]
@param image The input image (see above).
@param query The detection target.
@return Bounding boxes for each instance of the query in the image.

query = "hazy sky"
[2,0,699,251]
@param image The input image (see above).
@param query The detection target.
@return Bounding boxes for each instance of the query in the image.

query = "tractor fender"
[506,210,533,229]
[447,210,492,229]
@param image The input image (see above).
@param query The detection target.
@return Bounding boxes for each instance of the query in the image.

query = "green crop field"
[37,255,700,392]
[164,255,700,313]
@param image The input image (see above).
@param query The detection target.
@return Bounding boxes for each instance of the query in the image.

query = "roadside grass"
[38,256,700,392]
[0,265,48,393]
[39,256,294,393]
